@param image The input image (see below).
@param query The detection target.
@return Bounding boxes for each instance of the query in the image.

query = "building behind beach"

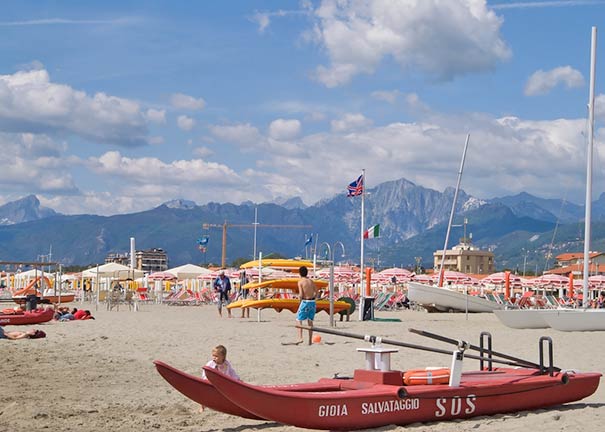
[433,239,494,275]
[105,248,168,273]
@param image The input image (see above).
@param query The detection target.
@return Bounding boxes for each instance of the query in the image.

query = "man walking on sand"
[296,266,318,345]
[214,270,232,318]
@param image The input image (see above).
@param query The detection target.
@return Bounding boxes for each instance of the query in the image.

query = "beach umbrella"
[533,274,569,287]
[437,270,473,284]
[377,267,414,283]
[148,271,177,281]
[588,274,605,288]
[316,266,359,283]
[411,274,433,284]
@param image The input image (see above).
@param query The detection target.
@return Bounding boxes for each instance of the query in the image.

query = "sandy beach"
[1,303,603,432]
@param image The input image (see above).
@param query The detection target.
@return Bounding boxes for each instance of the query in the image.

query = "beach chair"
[545,294,558,308]
[107,288,122,311]
[124,291,136,311]
[387,291,410,310]
[164,288,189,306]
[374,292,394,311]
[484,293,498,303]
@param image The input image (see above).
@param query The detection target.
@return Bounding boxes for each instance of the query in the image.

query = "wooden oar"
[408,328,559,371]
[297,326,542,369]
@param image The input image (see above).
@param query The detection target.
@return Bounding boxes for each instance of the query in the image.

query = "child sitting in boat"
[201,345,239,380]
[199,345,239,413]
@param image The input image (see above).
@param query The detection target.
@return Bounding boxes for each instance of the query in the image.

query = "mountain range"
[0,179,603,273]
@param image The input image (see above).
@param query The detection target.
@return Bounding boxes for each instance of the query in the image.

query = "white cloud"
[90,151,243,186]
[331,113,372,132]
[148,136,164,145]
[249,9,308,33]
[268,118,301,140]
[492,1,602,10]
[193,146,214,158]
[208,123,263,148]
[371,90,401,104]
[524,66,584,96]
[308,0,511,87]
[0,69,148,146]
[251,12,271,33]
[146,108,166,124]
[177,115,195,131]
[171,93,206,110]
[0,132,77,194]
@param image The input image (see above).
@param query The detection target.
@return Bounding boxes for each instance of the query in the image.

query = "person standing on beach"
[238,270,250,319]
[214,270,232,318]
[296,266,318,345]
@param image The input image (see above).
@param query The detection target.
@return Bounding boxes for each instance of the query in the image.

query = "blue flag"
[304,234,313,247]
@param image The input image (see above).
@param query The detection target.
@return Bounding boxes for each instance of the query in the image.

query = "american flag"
[347,174,364,197]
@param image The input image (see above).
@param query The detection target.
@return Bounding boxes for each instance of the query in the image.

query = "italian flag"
[364,224,380,239]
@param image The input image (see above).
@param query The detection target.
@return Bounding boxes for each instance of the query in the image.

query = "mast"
[437,134,470,287]
[582,26,597,307]
[359,168,366,318]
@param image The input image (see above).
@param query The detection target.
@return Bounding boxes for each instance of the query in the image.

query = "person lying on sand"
[0,327,46,340]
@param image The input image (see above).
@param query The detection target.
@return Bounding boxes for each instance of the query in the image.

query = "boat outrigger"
[154,327,600,430]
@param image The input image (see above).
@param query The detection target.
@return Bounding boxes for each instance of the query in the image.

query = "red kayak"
[0,307,54,326]
[204,366,600,430]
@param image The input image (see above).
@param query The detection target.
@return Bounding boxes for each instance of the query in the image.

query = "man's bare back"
[298,276,317,300]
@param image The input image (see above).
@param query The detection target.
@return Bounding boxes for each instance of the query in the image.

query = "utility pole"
[203,220,312,268]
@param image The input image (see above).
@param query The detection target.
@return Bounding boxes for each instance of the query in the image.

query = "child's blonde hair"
[213,345,227,357]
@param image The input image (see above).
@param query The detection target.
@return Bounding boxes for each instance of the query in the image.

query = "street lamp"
[319,241,345,327]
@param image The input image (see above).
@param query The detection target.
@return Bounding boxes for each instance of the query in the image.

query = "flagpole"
[359,168,365,320]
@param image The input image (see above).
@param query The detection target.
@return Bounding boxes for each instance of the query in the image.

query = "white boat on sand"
[541,309,605,332]
[407,282,502,313]
[493,309,549,329]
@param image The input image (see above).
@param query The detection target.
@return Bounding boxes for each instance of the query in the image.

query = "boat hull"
[408,282,502,313]
[153,360,345,419]
[154,361,262,419]
[0,307,54,326]
[13,294,75,305]
[205,367,600,430]
[228,298,351,314]
[493,309,550,329]
[541,308,605,331]
[242,278,328,291]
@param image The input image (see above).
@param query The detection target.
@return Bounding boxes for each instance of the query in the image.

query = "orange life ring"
[2,308,23,315]
[403,368,450,386]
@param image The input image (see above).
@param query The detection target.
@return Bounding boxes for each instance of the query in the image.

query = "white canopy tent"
[13,268,51,280]
[166,264,212,280]
[82,262,144,279]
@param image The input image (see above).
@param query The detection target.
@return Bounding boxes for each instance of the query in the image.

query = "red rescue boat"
[0,307,54,326]
[155,327,601,430]
[204,366,600,430]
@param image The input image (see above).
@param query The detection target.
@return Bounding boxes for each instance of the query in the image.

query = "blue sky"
[2,0,605,215]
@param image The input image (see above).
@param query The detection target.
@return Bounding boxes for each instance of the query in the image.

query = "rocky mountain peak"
[0,194,58,225]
